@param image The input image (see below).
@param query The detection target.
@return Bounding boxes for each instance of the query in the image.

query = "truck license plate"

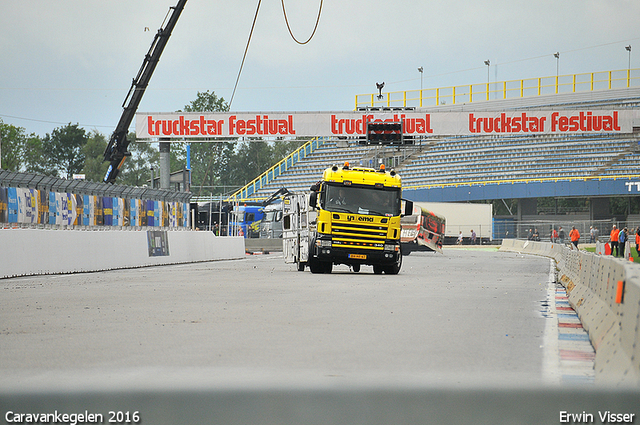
[349,254,366,260]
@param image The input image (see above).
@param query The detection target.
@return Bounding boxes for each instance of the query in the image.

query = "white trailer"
[282,192,315,271]
[413,202,493,242]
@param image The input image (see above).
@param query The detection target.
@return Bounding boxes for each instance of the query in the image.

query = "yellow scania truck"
[283,162,412,274]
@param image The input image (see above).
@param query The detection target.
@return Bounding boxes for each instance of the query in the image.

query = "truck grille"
[331,219,388,250]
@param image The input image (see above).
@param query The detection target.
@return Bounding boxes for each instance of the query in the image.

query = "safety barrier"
[500,239,640,385]
[0,228,245,279]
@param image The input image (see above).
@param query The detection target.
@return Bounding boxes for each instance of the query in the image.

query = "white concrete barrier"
[0,229,245,279]
[500,239,640,385]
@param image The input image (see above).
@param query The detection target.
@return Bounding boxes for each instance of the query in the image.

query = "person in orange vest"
[610,225,620,257]
[569,226,580,249]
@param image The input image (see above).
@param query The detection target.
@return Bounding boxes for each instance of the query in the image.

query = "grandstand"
[229,83,640,203]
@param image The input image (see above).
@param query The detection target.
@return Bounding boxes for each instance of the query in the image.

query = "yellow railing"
[356,68,640,109]
[225,137,325,202]
[403,174,640,192]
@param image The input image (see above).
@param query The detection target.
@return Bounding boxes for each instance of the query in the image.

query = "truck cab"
[283,162,412,274]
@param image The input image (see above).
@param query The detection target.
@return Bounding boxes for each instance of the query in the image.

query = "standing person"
[471,229,477,245]
[457,231,463,245]
[618,227,627,258]
[610,225,620,257]
[570,226,580,249]
[593,227,599,242]
[551,227,558,243]
[590,226,595,243]
[635,228,640,256]
[558,227,565,244]
[533,228,540,241]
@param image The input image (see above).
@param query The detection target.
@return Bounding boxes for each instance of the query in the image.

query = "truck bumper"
[314,246,400,266]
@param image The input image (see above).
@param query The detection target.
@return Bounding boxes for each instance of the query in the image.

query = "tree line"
[0,91,305,197]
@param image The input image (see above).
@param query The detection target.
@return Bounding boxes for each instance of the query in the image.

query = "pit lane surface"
[0,247,553,388]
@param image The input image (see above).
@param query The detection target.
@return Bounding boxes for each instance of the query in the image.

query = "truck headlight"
[384,243,399,252]
[316,239,332,248]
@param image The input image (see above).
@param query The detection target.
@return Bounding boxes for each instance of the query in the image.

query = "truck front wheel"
[386,251,402,275]
[373,251,402,274]
[309,257,332,274]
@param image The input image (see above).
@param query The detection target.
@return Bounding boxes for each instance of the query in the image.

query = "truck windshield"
[324,184,400,216]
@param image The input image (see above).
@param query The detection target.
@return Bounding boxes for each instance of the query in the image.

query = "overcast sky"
[1,0,639,137]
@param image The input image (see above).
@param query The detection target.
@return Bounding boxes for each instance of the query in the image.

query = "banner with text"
[136,110,638,140]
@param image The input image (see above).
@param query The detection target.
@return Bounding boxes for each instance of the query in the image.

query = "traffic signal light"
[366,121,403,145]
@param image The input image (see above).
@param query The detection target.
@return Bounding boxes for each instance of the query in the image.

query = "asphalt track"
[0,246,563,389]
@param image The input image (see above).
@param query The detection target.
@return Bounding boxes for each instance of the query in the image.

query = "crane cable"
[281,0,323,45]
[229,0,323,108]
[229,0,262,108]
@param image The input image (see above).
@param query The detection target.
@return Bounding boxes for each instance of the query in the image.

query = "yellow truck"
[283,162,412,274]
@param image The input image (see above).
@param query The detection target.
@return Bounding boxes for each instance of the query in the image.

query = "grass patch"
[584,245,640,262]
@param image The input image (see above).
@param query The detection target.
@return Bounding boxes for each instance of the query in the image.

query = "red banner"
[135,110,637,139]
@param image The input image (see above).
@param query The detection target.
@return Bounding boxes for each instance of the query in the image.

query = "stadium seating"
[246,132,640,199]
[240,89,640,200]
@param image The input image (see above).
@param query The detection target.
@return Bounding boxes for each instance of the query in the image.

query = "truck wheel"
[322,261,332,274]
[352,264,361,273]
[297,261,305,271]
[373,265,384,274]
[386,251,402,275]
[309,258,323,274]
[309,256,331,274]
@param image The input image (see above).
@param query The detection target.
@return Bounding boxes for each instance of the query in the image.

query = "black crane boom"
[103,0,187,184]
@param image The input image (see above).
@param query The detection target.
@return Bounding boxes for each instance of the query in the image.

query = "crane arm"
[103,0,187,183]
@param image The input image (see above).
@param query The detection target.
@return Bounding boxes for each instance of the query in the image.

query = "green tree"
[23,134,49,175]
[182,90,229,113]
[43,123,87,178]
[230,139,274,186]
[272,137,307,164]
[118,132,159,187]
[181,91,236,196]
[0,120,30,171]
[82,130,109,182]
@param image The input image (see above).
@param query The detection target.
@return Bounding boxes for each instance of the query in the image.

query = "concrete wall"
[500,239,640,386]
[244,238,283,253]
[0,229,245,279]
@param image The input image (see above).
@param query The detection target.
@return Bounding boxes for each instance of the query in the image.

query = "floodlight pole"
[418,67,423,107]
[484,60,490,100]
[626,45,632,88]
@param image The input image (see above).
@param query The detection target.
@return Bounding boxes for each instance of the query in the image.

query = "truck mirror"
[402,199,414,217]
[309,191,318,209]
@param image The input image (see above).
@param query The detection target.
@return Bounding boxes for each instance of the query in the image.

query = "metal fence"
[0,170,191,230]
[493,218,640,244]
[356,68,640,109]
